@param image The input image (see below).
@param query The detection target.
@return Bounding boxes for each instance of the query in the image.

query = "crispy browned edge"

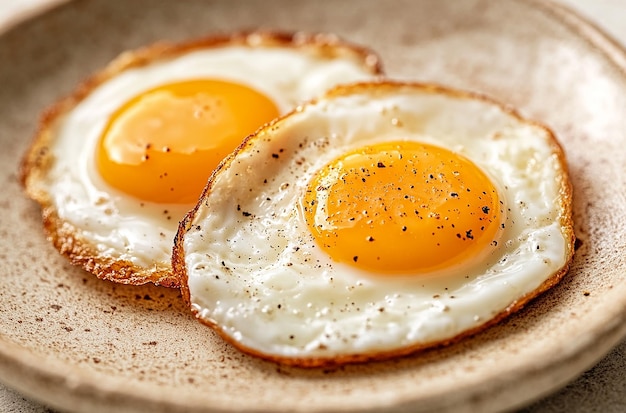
[172,80,576,368]
[19,30,384,288]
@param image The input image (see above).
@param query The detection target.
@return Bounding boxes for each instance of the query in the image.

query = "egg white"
[180,82,573,364]
[34,37,381,274]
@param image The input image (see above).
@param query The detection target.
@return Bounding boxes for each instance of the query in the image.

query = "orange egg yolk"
[302,141,503,274]
[96,79,280,204]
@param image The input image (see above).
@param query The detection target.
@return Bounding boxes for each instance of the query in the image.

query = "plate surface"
[1,0,626,412]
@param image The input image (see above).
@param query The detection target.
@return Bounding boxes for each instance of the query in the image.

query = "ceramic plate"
[1,1,626,412]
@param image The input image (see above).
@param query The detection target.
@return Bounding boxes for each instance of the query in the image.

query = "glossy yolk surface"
[302,141,503,274]
[96,79,280,204]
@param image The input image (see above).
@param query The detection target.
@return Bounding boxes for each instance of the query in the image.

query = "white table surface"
[1,0,625,412]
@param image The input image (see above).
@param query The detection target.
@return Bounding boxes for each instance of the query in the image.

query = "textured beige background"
[0,0,625,412]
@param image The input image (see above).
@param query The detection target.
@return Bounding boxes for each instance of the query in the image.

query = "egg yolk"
[96,79,280,204]
[302,141,503,274]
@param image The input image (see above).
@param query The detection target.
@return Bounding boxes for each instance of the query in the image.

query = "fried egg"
[174,81,575,367]
[19,32,383,287]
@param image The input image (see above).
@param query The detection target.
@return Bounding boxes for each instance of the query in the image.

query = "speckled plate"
[1,1,626,412]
